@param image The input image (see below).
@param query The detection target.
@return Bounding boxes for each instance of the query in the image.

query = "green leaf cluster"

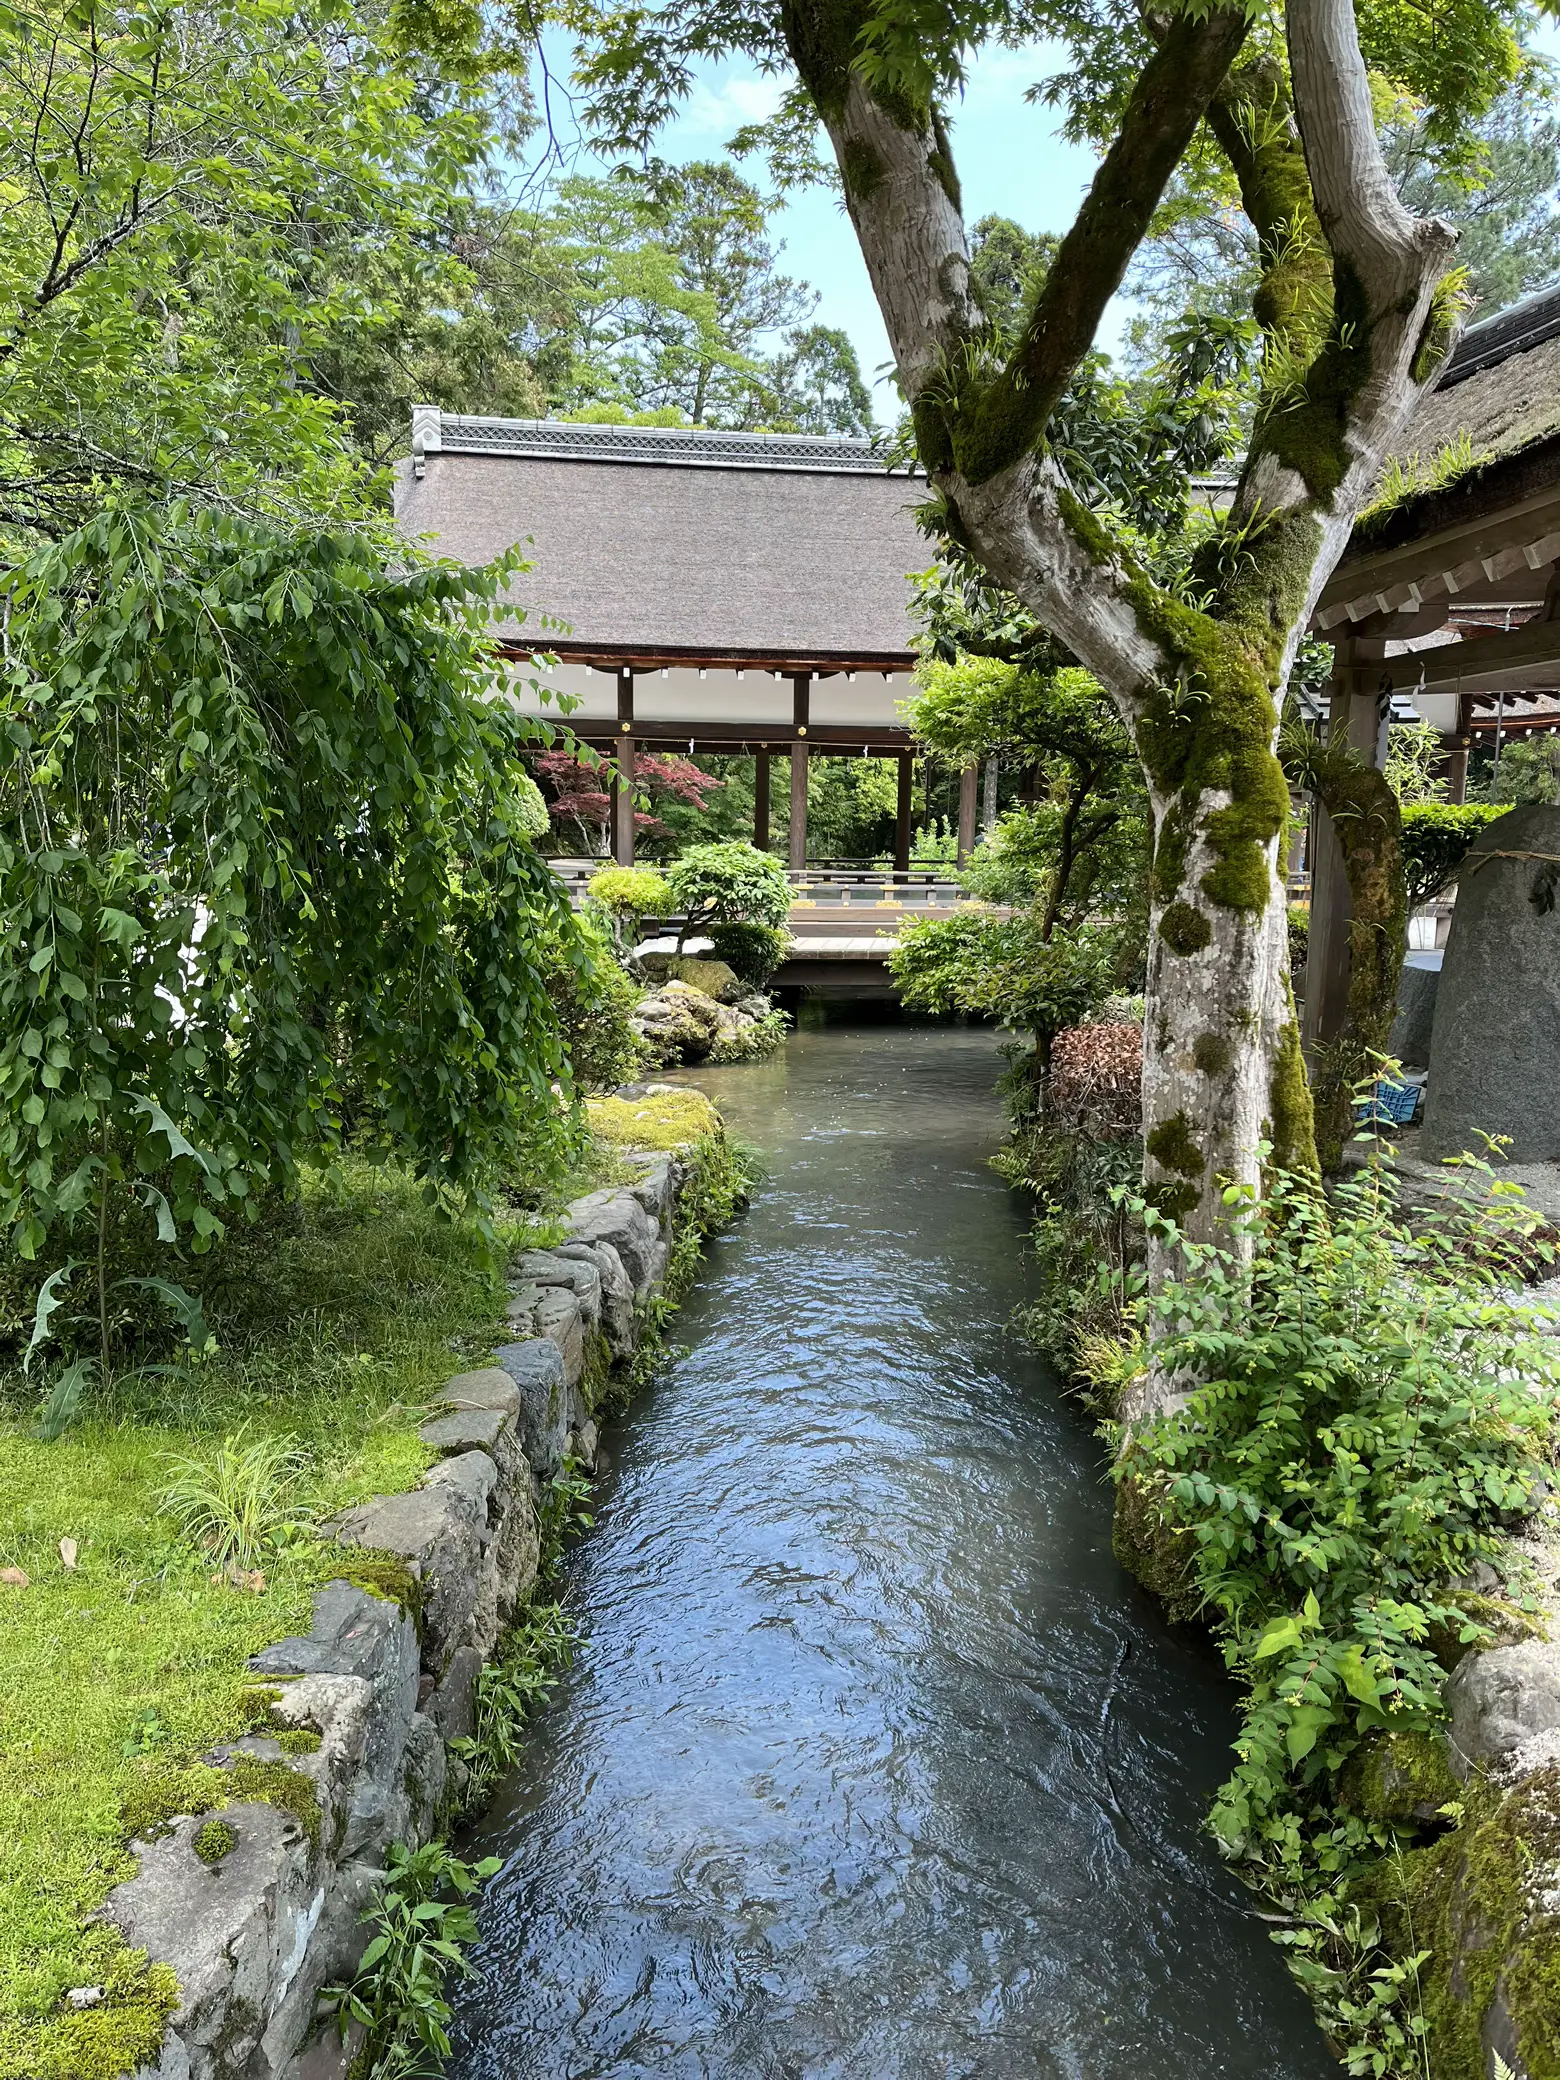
[667,841,792,936]
[1128,1156,1559,1868]
[1399,801,1509,913]
[0,506,595,1313]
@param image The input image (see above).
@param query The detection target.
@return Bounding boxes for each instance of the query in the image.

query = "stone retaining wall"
[115,1145,695,2080]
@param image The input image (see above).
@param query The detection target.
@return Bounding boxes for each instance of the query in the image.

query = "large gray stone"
[436,1366,521,1423]
[331,1486,483,1680]
[418,1405,507,1456]
[625,1154,679,1224]
[107,1804,317,2078]
[555,1240,635,1356]
[514,1251,603,1329]
[1422,804,1560,1160]
[1389,960,1440,1068]
[495,1337,570,1478]
[564,1188,660,1296]
[1447,1639,1560,1775]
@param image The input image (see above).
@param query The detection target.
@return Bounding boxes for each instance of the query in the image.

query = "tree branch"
[957,5,1249,485]
[1287,0,1443,300]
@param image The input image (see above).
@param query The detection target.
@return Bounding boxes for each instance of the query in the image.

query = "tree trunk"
[778,0,1458,1283]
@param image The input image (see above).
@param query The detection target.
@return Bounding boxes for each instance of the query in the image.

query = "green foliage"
[705,921,790,988]
[536,916,649,1095]
[1124,1152,1558,1947]
[1384,721,1450,806]
[1399,801,1509,912]
[448,1602,576,1817]
[892,914,1115,1050]
[157,1428,313,1573]
[0,510,581,1352]
[1488,735,1560,808]
[324,1839,501,2078]
[0,0,511,535]
[666,842,792,937]
[586,868,673,923]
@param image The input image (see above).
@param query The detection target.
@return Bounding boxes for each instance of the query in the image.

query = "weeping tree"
[575,0,1541,1297]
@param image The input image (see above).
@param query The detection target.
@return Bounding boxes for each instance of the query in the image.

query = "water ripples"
[449,1014,1334,2080]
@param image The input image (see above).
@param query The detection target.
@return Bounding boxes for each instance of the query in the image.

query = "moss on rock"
[1358,1766,1560,2080]
[119,1754,320,1855]
[1112,1462,1201,1621]
[1338,1728,1460,1826]
[192,1820,236,1865]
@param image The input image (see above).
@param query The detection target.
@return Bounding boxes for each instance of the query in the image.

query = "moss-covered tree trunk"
[778,0,1459,1319]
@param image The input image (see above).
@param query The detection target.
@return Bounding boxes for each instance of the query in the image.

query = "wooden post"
[1302,640,1386,1050]
[789,674,810,871]
[754,750,771,851]
[894,752,913,874]
[614,667,635,867]
[956,761,979,865]
[1443,693,1473,804]
[982,756,998,833]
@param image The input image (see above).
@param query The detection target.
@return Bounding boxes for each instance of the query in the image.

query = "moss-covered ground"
[0,1094,734,2080]
[0,1161,534,2080]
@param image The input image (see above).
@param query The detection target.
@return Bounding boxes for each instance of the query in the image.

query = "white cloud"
[675,71,786,145]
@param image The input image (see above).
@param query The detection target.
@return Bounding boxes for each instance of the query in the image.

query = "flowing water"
[450,1011,1334,2080]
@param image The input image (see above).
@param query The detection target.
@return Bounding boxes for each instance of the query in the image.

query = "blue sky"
[532,20,1560,416]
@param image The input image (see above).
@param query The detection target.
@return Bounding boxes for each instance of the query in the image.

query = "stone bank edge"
[113,1124,718,2080]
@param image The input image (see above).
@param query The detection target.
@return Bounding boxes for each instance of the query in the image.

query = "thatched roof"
[394,413,928,667]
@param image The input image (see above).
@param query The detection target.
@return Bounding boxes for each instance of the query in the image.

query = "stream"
[449,1010,1334,2079]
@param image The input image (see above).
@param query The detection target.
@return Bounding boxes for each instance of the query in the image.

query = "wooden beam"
[571,718,913,753]
[789,745,809,869]
[894,753,913,874]
[614,669,635,866]
[754,751,770,851]
[1381,613,1560,696]
[957,763,979,866]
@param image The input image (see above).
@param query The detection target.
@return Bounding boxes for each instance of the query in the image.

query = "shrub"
[706,920,791,988]
[1047,1021,1141,1134]
[537,915,648,1093]
[1128,1156,1559,1865]
[0,509,578,1366]
[666,842,791,943]
[1399,801,1508,912]
[891,914,1113,1055]
[585,866,673,925]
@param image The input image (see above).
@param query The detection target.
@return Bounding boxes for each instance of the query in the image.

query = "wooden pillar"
[1302,642,1387,1051]
[894,752,913,874]
[789,674,810,870]
[956,761,979,866]
[1442,693,1473,804]
[614,667,635,867]
[754,751,770,851]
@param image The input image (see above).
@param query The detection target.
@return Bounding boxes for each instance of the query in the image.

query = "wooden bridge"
[552,861,984,995]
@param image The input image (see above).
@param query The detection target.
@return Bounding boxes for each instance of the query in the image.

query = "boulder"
[330,1487,483,1681]
[1422,804,1560,1160]
[512,1251,602,1328]
[106,1804,315,2078]
[554,1239,635,1356]
[1447,1639,1560,1776]
[1388,958,1440,1069]
[639,954,740,1002]
[625,1153,679,1225]
[564,1187,660,1296]
[434,1367,520,1425]
[495,1337,569,1478]
[249,1586,418,1832]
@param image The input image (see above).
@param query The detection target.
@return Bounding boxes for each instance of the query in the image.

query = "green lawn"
[0,1163,536,2080]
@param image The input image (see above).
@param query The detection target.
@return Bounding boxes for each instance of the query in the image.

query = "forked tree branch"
[957,4,1249,485]
[1286,0,1442,302]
